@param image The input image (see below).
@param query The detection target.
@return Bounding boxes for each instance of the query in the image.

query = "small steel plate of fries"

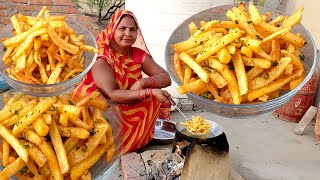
[0,6,98,97]
[0,90,119,179]
[177,116,223,139]
[165,4,317,118]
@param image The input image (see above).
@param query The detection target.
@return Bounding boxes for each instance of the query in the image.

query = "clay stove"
[172,121,231,180]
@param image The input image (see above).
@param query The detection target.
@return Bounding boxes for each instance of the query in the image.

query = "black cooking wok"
[173,119,229,153]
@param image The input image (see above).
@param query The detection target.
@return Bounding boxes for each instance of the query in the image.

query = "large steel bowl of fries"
[165,4,317,118]
[0,90,119,179]
[0,19,97,97]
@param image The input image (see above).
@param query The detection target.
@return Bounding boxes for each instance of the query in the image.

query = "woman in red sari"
[72,10,172,156]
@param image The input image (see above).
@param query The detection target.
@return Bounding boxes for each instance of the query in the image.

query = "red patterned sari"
[72,10,161,156]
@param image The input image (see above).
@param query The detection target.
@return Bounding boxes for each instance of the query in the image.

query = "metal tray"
[153,119,176,144]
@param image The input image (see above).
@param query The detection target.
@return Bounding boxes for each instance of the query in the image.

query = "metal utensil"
[167,97,189,121]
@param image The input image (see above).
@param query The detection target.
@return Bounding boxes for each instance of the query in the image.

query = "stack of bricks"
[0,0,103,37]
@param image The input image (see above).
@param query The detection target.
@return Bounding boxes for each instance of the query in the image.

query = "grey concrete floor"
[105,110,320,180]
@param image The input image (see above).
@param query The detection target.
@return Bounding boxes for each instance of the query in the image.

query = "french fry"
[173,53,184,83]
[208,70,227,89]
[177,79,206,95]
[290,74,305,90]
[221,68,241,104]
[49,120,70,174]
[206,82,220,99]
[248,70,302,101]
[281,7,304,28]
[249,57,291,90]
[59,114,69,127]
[23,141,47,168]
[3,20,44,47]
[188,21,198,36]
[39,141,63,180]
[53,104,82,121]
[192,20,218,36]
[232,7,261,39]
[240,46,253,58]
[232,50,248,95]
[33,117,49,136]
[172,31,215,52]
[68,123,109,166]
[106,144,116,163]
[12,96,57,136]
[58,126,90,139]
[0,157,26,179]
[196,28,242,63]
[270,39,281,60]
[217,47,232,64]
[179,52,209,83]
[70,144,108,180]
[2,139,10,167]
[0,97,28,122]
[185,34,222,56]
[242,56,272,69]
[64,137,79,154]
[0,124,29,163]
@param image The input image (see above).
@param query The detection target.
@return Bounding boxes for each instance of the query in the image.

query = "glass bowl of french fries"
[0,9,98,97]
[0,90,120,179]
[165,4,317,118]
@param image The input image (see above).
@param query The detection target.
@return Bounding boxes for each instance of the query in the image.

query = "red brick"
[120,152,147,180]
[65,14,77,21]
[0,10,7,17]
[16,5,42,13]
[0,4,8,10]
[77,15,95,23]
[1,17,11,24]
[62,7,80,14]
[47,6,62,14]
[10,0,27,4]
[54,0,76,6]
[29,0,53,6]
[0,24,5,29]
[91,29,100,37]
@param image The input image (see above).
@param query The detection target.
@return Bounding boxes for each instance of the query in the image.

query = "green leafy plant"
[257,0,265,6]
[87,0,111,22]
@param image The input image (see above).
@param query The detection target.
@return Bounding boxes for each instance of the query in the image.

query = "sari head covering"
[72,9,162,157]
[96,10,150,59]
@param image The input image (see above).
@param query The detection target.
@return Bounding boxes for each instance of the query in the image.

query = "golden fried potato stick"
[12,96,57,136]
[0,125,29,163]
[179,52,209,83]
[196,28,242,63]
[46,24,79,54]
[232,50,248,95]
[49,120,70,174]
[70,144,108,180]
[3,20,44,47]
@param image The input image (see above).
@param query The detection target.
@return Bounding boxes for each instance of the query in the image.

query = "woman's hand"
[130,79,146,90]
[151,89,171,105]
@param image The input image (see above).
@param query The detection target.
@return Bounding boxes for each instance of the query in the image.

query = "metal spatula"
[167,97,189,121]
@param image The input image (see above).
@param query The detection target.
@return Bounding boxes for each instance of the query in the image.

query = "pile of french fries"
[1,6,98,85]
[180,116,211,135]
[173,3,306,104]
[0,91,115,179]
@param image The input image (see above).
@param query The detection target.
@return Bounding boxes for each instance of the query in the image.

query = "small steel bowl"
[153,119,176,144]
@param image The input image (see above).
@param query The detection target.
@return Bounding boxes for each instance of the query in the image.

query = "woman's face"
[113,15,138,48]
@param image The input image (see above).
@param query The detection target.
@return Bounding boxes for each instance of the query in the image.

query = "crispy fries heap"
[172,4,306,104]
[0,91,114,179]
[180,116,211,135]
[1,6,98,85]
